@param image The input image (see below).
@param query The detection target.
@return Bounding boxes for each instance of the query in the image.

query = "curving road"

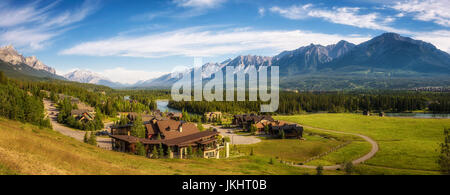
[43,99,112,150]
[282,121,379,170]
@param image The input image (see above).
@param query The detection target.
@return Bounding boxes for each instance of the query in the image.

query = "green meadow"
[275,114,449,173]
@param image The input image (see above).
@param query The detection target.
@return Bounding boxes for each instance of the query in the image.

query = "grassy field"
[0,117,341,175]
[236,134,345,163]
[275,114,449,173]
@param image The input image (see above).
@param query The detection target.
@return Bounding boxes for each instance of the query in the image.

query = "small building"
[167,112,182,120]
[270,123,303,139]
[71,109,95,122]
[232,114,274,129]
[204,112,222,122]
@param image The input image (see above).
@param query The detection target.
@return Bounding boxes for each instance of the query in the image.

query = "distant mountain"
[135,55,273,88]
[63,69,125,88]
[274,40,355,76]
[323,33,450,74]
[0,45,64,80]
[140,33,450,89]
[0,45,56,74]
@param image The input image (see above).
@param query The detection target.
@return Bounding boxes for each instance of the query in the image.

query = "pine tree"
[136,142,146,156]
[131,115,145,138]
[151,145,158,158]
[88,131,97,146]
[158,143,164,158]
[83,131,89,143]
[187,146,193,158]
[316,165,323,175]
[437,128,450,175]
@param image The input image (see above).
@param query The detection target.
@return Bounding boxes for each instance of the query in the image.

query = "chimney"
[179,125,183,132]
[128,131,130,136]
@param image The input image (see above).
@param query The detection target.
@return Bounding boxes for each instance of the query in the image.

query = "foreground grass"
[275,114,449,172]
[0,117,338,175]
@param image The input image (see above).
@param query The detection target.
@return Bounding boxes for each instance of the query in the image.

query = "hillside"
[0,117,321,175]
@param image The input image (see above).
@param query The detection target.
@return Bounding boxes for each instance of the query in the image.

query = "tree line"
[0,71,51,128]
[168,91,450,114]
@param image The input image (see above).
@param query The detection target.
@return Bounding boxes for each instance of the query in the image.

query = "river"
[385,113,450,119]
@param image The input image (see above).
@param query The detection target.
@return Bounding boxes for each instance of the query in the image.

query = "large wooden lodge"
[233,114,303,139]
[110,113,220,159]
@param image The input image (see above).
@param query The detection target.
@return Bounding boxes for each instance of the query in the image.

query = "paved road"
[280,121,379,170]
[44,99,112,150]
[203,124,261,145]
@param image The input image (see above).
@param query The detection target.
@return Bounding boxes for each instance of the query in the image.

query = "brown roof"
[145,124,157,135]
[71,109,92,116]
[162,122,199,139]
[156,119,181,131]
[110,131,219,147]
[163,131,219,146]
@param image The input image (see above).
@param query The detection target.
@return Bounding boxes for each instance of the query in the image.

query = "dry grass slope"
[0,117,336,175]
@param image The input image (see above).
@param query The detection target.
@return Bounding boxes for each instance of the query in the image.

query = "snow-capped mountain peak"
[64,69,107,84]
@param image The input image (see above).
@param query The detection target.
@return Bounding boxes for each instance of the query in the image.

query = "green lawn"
[275,114,449,172]
[236,133,347,164]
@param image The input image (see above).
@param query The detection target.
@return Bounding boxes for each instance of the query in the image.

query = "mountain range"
[135,33,450,89]
[0,45,64,80]
[1,33,449,90]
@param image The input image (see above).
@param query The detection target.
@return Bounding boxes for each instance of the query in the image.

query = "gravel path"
[203,124,261,145]
[44,99,112,150]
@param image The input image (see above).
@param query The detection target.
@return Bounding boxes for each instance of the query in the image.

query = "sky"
[0,0,449,84]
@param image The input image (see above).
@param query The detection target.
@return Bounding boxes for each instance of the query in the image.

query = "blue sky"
[1,0,449,84]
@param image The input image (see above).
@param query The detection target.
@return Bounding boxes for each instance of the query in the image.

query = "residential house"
[204,112,222,122]
[110,118,220,159]
[232,114,274,129]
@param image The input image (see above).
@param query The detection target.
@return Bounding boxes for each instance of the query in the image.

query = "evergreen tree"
[131,115,146,138]
[151,145,158,158]
[136,142,146,156]
[437,128,450,175]
[187,146,193,158]
[83,132,89,143]
[88,131,97,146]
[344,162,353,175]
[316,165,323,175]
[158,143,164,158]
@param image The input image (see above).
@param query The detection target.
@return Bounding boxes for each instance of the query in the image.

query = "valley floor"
[274,114,448,174]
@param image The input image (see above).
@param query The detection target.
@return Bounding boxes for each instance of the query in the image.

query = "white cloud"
[392,0,450,27]
[173,0,226,8]
[270,4,412,34]
[258,7,265,17]
[60,27,371,58]
[102,67,168,84]
[413,30,450,53]
[0,0,100,50]
[270,4,312,20]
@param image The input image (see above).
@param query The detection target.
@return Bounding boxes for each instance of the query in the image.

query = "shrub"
[316,165,323,175]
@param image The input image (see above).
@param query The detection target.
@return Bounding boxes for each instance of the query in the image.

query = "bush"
[316,165,323,175]
[88,131,97,146]
[136,142,146,156]
[344,162,353,175]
